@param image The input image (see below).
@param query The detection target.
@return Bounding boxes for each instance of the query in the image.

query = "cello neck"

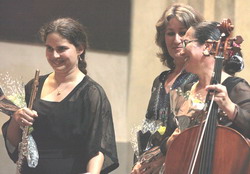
[198,56,223,174]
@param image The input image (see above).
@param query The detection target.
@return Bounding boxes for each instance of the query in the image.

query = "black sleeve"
[228,80,250,138]
[84,84,119,173]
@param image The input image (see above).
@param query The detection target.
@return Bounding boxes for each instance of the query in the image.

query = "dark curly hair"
[39,17,88,74]
[155,3,204,69]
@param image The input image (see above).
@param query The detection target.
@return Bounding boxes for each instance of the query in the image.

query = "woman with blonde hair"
[131,3,204,174]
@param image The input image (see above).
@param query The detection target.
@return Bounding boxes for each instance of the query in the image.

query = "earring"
[203,49,210,56]
[78,55,82,61]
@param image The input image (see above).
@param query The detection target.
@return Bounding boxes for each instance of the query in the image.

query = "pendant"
[57,91,61,95]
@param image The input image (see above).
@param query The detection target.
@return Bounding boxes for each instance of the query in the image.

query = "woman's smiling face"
[181,27,206,74]
[165,17,188,64]
[45,32,83,74]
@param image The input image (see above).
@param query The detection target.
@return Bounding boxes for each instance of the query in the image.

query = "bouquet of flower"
[0,72,39,171]
[0,72,25,115]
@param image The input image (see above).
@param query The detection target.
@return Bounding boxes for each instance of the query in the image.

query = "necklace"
[190,82,207,102]
[56,84,63,96]
[55,82,72,96]
[53,73,84,96]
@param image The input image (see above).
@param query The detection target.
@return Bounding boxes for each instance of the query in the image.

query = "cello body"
[164,125,250,174]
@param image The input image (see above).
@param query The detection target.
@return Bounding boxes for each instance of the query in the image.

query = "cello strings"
[188,94,215,174]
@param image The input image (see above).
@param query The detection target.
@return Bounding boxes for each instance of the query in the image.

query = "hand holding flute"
[12,70,40,174]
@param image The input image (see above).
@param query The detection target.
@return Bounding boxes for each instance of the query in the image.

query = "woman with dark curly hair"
[164,21,250,173]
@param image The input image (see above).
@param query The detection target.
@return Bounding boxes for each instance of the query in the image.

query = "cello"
[164,19,250,174]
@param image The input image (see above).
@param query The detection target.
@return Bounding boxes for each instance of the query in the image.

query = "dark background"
[0,0,131,53]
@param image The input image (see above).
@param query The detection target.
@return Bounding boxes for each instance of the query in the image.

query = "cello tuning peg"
[234,35,244,45]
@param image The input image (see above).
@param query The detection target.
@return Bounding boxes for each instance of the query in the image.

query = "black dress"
[2,74,119,174]
[136,70,197,156]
